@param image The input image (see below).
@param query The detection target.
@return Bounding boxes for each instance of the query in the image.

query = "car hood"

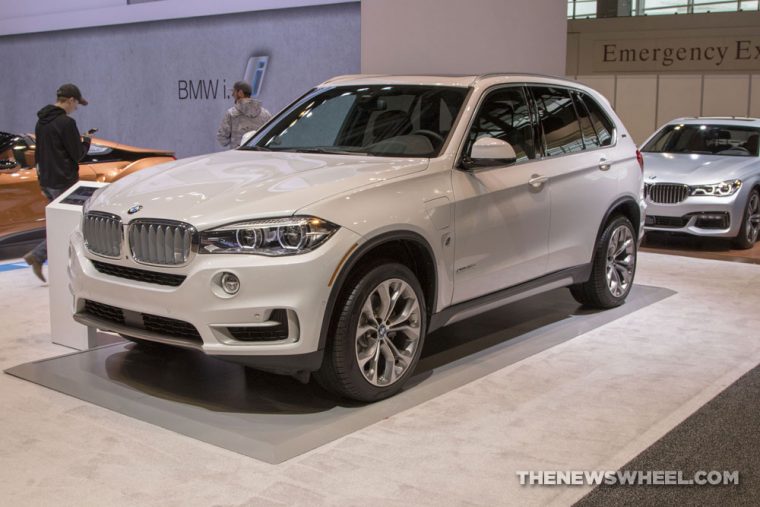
[642,152,758,185]
[87,150,429,229]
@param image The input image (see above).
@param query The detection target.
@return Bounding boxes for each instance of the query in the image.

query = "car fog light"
[220,272,240,295]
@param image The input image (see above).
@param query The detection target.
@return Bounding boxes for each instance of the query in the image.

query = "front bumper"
[69,226,361,370]
[644,193,744,238]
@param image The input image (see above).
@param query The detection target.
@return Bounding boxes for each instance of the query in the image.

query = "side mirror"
[462,137,517,170]
[239,130,257,147]
[0,159,18,170]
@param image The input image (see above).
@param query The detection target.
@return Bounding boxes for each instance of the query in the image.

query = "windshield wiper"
[283,147,376,156]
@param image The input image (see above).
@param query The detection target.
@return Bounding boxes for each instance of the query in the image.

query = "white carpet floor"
[1,252,758,506]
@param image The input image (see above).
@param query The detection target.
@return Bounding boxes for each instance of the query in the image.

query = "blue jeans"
[29,186,66,263]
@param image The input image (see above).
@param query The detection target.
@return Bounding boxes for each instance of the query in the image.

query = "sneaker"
[23,253,46,282]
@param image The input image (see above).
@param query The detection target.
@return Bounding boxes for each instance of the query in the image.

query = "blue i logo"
[243,55,269,98]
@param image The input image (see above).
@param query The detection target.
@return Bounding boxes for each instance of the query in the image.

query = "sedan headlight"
[199,216,339,256]
[690,179,742,197]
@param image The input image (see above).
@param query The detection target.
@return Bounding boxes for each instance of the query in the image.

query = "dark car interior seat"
[743,133,759,156]
[685,131,707,153]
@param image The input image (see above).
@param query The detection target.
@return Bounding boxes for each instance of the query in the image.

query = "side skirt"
[428,264,592,333]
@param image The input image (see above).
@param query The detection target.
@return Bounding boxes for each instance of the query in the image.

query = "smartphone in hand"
[86,128,98,135]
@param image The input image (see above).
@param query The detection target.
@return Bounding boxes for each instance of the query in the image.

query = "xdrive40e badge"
[127,204,143,215]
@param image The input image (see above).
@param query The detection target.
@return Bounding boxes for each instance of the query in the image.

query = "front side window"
[642,124,760,157]
[530,86,585,156]
[248,85,468,158]
[464,86,536,163]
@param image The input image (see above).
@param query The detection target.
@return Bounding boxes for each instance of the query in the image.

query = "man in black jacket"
[24,84,92,282]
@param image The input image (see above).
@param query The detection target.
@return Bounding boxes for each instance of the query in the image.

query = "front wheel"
[570,215,637,309]
[732,190,760,250]
[315,262,426,402]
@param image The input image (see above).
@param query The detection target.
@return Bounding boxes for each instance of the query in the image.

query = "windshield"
[245,85,469,157]
[642,124,760,157]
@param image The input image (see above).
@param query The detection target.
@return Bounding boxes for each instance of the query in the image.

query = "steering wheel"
[409,129,445,146]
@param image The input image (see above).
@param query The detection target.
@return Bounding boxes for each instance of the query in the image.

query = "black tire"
[570,215,637,309]
[732,190,760,250]
[315,262,427,402]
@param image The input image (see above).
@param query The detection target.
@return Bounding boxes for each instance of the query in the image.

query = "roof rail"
[687,116,759,121]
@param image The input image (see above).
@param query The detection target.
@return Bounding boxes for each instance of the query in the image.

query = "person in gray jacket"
[216,81,272,148]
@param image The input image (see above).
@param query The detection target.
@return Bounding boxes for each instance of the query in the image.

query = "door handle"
[599,157,611,171]
[528,174,548,189]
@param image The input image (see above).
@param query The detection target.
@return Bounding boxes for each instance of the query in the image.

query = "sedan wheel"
[733,190,760,250]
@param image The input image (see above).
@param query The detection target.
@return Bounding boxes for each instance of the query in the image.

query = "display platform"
[5,285,674,464]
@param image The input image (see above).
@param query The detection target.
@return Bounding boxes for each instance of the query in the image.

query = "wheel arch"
[317,230,438,351]
[595,196,642,246]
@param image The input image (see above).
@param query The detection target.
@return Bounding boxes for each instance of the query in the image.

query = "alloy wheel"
[355,278,421,387]
[605,225,635,297]
[744,192,760,245]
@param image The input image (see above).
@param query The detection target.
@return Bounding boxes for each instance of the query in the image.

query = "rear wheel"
[732,190,760,250]
[570,215,637,309]
[315,262,426,402]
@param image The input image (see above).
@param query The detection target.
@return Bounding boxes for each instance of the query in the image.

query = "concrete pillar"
[361,0,567,77]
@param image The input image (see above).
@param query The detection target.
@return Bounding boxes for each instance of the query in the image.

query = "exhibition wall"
[574,73,760,143]
[0,3,360,158]
[568,11,760,143]
[361,0,567,76]
[0,0,352,36]
[567,11,760,75]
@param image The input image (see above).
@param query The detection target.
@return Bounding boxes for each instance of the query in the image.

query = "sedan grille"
[83,212,122,258]
[128,220,195,266]
[646,215,688,228]
[646,183,689,204]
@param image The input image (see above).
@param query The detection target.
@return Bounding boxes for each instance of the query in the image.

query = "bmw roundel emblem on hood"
[127,204,143,215]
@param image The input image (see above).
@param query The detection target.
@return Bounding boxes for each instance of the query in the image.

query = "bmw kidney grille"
[83,212,122,258]
[84,213,195,266]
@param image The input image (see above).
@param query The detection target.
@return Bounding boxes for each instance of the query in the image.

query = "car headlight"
[199,216,339,256]
[690,179,742,197]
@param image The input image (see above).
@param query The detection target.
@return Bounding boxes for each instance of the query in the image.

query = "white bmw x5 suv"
[70,74,645,401]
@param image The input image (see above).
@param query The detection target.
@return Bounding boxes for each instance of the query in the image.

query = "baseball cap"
[56,83,88,106]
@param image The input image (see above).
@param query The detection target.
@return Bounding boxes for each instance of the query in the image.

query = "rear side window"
[579,93,615,146]
[572,91,600,149]
[530,86,585,156]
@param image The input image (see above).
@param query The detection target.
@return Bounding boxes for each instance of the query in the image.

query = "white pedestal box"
[46,182,108,350]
